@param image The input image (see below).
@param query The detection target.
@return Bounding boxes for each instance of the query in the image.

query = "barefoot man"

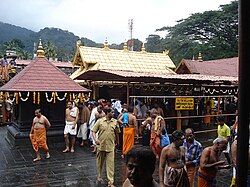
[159,130,190,187]
[30,109,51,162]
[198,137,230,187]
[63,101,79,153]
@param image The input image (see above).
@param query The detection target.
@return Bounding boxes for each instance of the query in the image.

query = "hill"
[0,22,98,60]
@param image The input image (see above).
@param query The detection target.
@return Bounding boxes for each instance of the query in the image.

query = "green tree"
[145,35,164,53]
[44,40,57,59]
[154,1,238,64]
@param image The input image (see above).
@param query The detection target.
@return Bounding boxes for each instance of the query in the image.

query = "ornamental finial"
[36,39,45,58]
[123,40,128,52]
[198,51,203,62]
[104,38,109,49]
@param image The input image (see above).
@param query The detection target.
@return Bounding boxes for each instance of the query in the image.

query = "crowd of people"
[28,98,245,187]
[1,54,17,82]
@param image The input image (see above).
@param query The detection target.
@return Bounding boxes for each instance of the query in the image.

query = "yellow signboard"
[175,97,194,110]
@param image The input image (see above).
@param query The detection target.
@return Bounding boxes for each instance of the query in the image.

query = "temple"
[0,39,89,146]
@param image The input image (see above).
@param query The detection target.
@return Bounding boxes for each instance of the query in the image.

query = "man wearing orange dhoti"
[118,106,139,158]
[30,109,51,162]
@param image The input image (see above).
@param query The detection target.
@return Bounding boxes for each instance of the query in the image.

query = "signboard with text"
[175,97,194,110]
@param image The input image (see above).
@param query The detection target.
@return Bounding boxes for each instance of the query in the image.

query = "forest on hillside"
[0,1,238,64]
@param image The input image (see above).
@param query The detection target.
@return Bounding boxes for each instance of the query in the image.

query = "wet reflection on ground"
[0,126,231,186]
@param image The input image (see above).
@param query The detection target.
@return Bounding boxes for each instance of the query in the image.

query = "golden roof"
[71,39,176,80]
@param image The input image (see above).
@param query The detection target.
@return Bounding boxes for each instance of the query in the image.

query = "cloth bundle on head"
[114,100,122,113]
[171,130,185,141]
[98,98,108,107]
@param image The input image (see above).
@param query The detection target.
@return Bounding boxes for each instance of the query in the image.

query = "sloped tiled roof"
[176,57,238,77]
[0,57,89,92]
[71,42,176,80]
[16,59,75,68]
[76,69,237,85]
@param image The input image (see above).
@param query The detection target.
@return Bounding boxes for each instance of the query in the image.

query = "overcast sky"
[0,0,233,44]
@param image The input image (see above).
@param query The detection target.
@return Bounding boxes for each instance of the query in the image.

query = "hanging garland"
[163,87,170,92]
[15,92,18,104]
[134,85,141,90]
[118,84,124,88]
[45,92,54,102]
[56,92,67,101]
[33,92,36,104]
[37,92,40,105]
[7,92,16,103]
[108,84,114,88]
[234,89,238,94]
[79,93,83,103]
[53,92,56,103]
[83,92,90,102]
[220,89,228,94]
[142,85,150,91]
[73,93,79,103]
[98,82,104,87]
[19,92,30,102]
[228,89,233,95]
[69,93,72,101]
[156,86,163,92]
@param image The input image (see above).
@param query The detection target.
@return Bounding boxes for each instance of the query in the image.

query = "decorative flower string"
[7,92,16,103]
[79,93,83,103]
[33,92,36,104]
[37,92,40,105]
[73,93,79,104]
[55,92,67,101]
[69,93,72,101]
[15,92,18,104]
[45,92,54,102]
[19,92,30,102]
[83,92,90,102]
[53,92,56,103]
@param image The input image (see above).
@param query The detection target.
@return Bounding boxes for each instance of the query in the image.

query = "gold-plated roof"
[71,41,176,79]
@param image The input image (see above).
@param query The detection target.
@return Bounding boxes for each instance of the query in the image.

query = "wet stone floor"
[0,126,231,187]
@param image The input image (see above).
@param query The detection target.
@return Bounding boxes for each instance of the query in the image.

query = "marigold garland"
[15,92,18,104]
[33,92,36,104]
[37,92,40,105]
[79,93,83,103]
[53,92,56,103]
[69,93,72,101]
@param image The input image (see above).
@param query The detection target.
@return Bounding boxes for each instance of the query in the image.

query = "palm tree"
[44,41,57,60]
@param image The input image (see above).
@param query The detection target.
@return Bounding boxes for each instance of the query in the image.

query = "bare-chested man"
[95,105,106,121]
[118,106,139,158]
[30,109,51,162]
[230,138,250,187]
[198,137,230,187]
[159,130,189,187]
[63,101,79,153]
[150,108,165,159]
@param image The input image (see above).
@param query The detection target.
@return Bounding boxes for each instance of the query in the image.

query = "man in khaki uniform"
[92,107,120,187]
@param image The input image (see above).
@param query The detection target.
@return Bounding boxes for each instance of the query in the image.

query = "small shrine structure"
[0,40,90,146]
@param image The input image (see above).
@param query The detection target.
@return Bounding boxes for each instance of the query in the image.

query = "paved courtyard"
[0,125,232,187]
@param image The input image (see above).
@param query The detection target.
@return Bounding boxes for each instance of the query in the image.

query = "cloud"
[0,0,233,44]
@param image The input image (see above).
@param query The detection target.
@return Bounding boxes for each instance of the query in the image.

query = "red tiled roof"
[16,59,75,68]
[75,69,237,85]
[0,57,89,92]
[177,57,238,77]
